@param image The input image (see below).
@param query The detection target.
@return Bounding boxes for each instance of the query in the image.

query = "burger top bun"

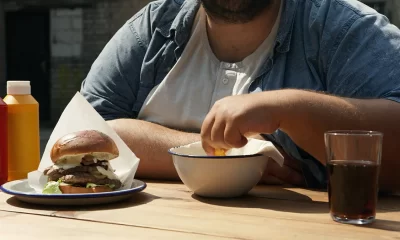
[50,130,119,165]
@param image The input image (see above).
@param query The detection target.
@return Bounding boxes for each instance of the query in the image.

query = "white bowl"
[168,141,270,198]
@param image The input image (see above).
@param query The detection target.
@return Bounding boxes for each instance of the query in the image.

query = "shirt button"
[222,78,229,85]
[224,63,231,68]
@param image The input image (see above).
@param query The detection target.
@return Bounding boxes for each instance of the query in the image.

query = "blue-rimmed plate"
[0,179,146,206]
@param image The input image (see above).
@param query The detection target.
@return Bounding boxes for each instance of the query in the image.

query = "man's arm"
[200,90,400,191]
[108,118,303,184]
[279,90,400,192]
[108,119,200,180]
[311,8,400,191]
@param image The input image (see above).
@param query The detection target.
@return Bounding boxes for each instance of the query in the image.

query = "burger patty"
[44,160,121,189]
[44,165,101,181]
[61,173,122,189]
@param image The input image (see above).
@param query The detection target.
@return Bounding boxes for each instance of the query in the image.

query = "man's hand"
[200,92,285,155]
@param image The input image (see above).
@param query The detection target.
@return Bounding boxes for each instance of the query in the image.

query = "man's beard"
[201,0,274,24]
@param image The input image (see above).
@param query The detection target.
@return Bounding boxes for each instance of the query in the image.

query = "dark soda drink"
[327,160,380,221]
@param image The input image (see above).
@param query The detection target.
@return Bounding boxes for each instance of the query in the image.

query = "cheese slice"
[96,166,118,180]
[52,163,81,170]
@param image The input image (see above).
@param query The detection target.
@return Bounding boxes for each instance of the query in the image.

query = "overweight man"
[81,0,400,191]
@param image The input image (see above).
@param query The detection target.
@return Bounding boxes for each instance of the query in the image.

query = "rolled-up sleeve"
[325,12,400,102]
[80,20,145,121]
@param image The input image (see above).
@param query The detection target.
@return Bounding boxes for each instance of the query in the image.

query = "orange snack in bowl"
[214,149,226,156]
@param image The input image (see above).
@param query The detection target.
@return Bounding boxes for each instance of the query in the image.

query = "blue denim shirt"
[81,0,400,189]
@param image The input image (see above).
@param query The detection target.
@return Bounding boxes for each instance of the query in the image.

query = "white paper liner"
[28,92,140,193]
[172,139,285,166]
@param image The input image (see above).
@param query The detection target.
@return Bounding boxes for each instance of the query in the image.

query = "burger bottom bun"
[59,185,113,194]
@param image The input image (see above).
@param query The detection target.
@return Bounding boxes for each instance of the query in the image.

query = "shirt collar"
[157,0,201,47]
[173,0,201,47]
[275,0,299,53]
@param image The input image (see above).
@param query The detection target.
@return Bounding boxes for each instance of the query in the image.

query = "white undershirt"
[138,6,281,132]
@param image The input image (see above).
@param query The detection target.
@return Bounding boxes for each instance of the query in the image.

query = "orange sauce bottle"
[0,98,7,184]
[3,81,40,181]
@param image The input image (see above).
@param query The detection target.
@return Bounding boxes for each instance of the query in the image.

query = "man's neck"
[205,0,281,63]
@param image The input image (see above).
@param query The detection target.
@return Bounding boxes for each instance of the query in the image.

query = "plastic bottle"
[0,98,7,185]
[4,81,40,181]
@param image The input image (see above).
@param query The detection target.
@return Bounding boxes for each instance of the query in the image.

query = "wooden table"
[0,182,399,239]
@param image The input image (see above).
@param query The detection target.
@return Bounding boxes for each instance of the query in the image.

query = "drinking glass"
[325,130,383,225]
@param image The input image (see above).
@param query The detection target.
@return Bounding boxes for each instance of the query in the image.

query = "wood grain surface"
[0,182,399,239]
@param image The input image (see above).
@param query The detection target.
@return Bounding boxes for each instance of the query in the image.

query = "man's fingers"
[200,115,213,139]
[202,142,215,156]
[210,117,226,146]
[201,114,216,155]
[224,122,248,148]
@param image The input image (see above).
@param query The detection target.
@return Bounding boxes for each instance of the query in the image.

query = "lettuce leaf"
[42,180,62,194]
[86,183,97,188]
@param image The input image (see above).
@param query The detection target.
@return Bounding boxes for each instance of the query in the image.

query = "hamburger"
[42,130,123,194]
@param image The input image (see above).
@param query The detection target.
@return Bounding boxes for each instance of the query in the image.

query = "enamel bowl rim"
[168,146,263,159]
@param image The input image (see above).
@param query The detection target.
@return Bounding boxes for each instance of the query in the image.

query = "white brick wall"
[50,9,83,58]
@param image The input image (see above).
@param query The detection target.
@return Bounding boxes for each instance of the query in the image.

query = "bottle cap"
[7,81,31,95]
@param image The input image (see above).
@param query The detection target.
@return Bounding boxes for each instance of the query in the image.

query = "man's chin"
[201,0,273,24]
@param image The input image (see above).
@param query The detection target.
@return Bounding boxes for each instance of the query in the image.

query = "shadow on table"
[192,188,328,214]
[359,219,400,232]
[5,192,159,211]
[193,188,400,215]
[377,194,400,213]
